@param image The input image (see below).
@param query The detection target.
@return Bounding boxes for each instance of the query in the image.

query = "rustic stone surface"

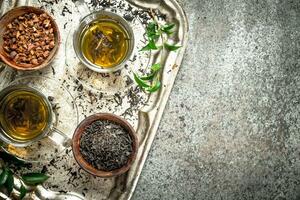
[133,0,300,199]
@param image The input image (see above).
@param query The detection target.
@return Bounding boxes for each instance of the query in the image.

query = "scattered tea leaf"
[133,73,150,88]
[21,173,49,185]
[164,43,181,51]
[0,168,9,186]
[5,170,14,195]
[146,81,161,93]
[20,184,27,199]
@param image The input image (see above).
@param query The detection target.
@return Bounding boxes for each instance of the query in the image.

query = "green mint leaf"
[161,23,175,34]
[140,63,161,81]
[0,151,26,166]
[20,184,27,199]
[164,43,182,51]
[21,173,49,185]
[146,81,161,93]
[163,29,174,35]
[162,23,175,31]
[140,73,155,81]
[140,64,161,81]
[5,170,14,195]
[146,22,160,40]
[0,168,9,186]
[147,31,160,41]
[134,73,150,88]
[151,63,161,72]
[140,39,158,51]
[147,22,158,33]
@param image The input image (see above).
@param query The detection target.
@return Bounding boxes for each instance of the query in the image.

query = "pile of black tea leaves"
[79,120,133,171]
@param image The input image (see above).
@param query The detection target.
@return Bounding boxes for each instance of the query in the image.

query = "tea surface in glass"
[81,19,129,68]
[0,89,50,142]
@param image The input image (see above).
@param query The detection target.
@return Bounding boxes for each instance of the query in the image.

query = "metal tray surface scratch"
[0,0,188,199]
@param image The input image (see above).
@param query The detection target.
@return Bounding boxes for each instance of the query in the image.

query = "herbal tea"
[0,88,50,142]
[81,19,129,68]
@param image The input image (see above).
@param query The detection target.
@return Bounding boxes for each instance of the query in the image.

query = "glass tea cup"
[73,10,135,73]
[0,84,71,156]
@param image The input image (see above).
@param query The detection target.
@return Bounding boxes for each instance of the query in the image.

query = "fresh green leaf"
[161,23,175,31]
[151,63,161,72]
[137,21,180,93]
[147,22,158,33]
[146,22,160,40]
[140,73,155,81]
[20,184,27,199]
[21,173,49,185]
[0,168,9,186]
[164,43,182,51]
[140,64,161,81]
[5,170,14,195]
[162,29,174,35]
[133,73,150,88]
[140,39,158,51]
[161,23,175,34]
[146,81,161,93]
[0,151,26,166]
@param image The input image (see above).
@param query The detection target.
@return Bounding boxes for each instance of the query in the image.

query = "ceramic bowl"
[0,6,60,71]
[72,113,138,177]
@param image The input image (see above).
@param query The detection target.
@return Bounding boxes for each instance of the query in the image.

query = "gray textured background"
[133,0,300,199]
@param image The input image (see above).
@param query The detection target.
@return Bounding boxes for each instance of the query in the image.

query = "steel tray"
[0,0,188,199]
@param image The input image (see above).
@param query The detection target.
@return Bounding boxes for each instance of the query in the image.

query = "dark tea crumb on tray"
[79,120,133,171]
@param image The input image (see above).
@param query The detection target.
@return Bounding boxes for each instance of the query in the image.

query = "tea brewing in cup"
[73,10,134,73]
[0,85,70,148]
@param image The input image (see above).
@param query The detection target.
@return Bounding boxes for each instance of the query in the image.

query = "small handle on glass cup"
[48,127,72,147]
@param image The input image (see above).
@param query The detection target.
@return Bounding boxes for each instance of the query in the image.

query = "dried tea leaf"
[79,120,133,171]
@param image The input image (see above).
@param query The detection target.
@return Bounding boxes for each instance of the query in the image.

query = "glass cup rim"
[73,10,135,73]
[0,84,54,147]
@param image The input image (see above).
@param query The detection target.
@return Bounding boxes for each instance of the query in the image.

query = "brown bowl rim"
[72,113,138,178]
[0,6,60,71]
